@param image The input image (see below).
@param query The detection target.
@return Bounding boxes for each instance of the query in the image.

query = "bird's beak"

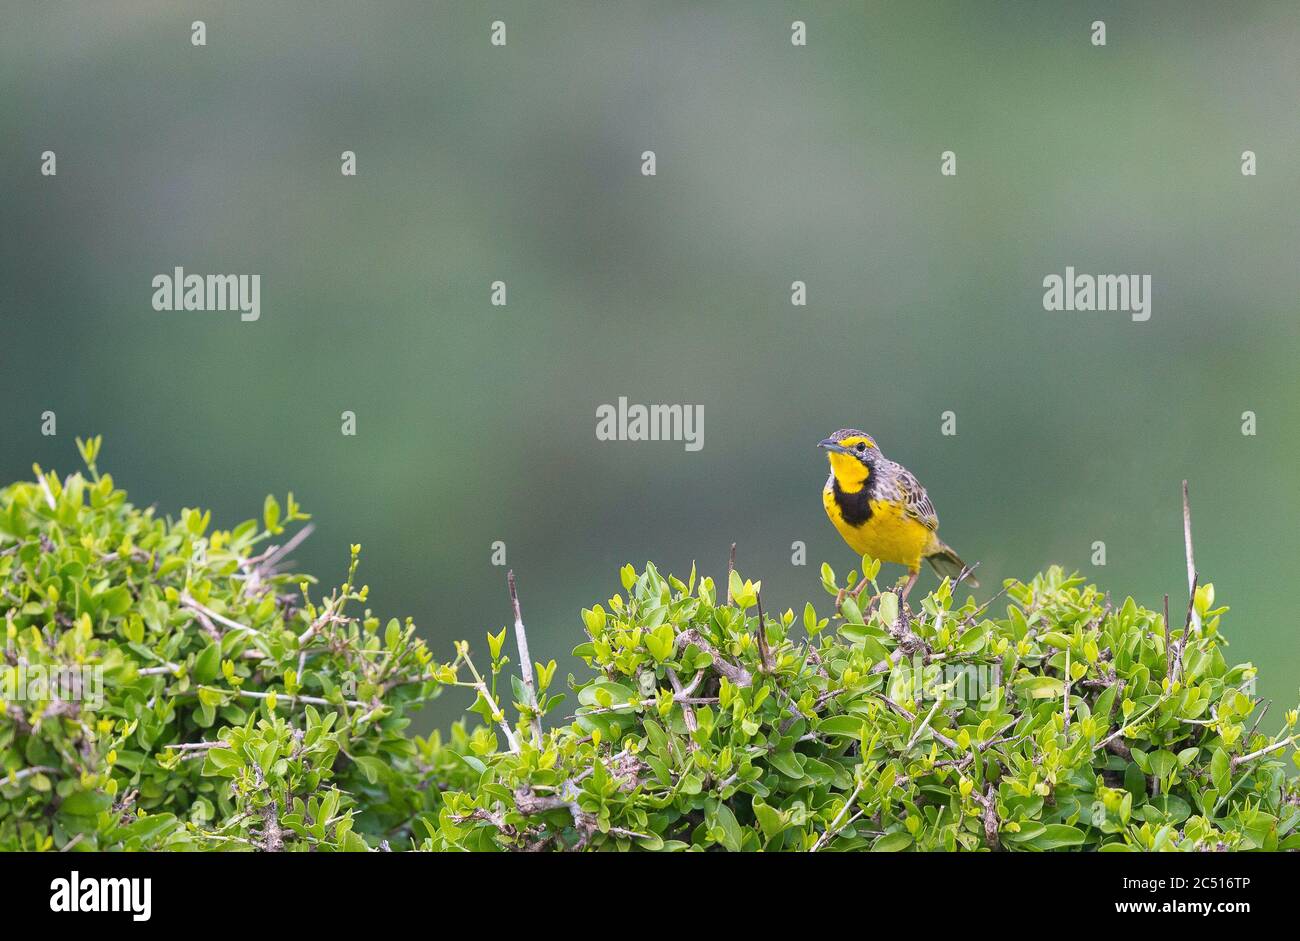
[818,438,850,454]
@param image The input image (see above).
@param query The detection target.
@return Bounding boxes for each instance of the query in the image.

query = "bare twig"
[1182,481,1201,635]
[677,628,752,688]
[507,571,543,746]
[181,592,263,637]
[666,668,699,748]
[953,561,981,590]
[1175,572,1198,684]
[876,695,960,751]
[1245,700,1272,744]
[1230,733,1300,770]
[36,471,57,510]
[515,783,597,850]
[296,597,346,645]
[250,762,284,852]
[260,523,315,574]
[1062,647,1072,733]
[458,652,521,754]
[1095,692,1170,754]
[1170,592,1180,681]
[726,543,736,604]
[905,696,946,753]
[7,765,59,783]
[576,694,718,718]
[754,590,772,674]
[964,581,1012,625]
[191,685,370,710]
[810,783,862,852]
[974,786,1001,851]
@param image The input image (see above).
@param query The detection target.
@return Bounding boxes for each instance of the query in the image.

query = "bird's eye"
[855,443,866,452]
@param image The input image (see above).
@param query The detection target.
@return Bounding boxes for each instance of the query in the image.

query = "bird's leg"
[846,577,885,619]
[899,569,920,604]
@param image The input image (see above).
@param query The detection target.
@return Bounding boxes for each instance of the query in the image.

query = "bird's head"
[818,428,881,493]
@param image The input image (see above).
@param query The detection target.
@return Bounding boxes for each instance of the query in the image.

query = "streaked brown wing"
[898,467,939,530]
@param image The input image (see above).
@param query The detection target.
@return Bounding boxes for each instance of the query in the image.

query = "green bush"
[3,440,1298,851]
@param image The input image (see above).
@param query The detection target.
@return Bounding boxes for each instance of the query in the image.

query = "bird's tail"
[925,542,979,588]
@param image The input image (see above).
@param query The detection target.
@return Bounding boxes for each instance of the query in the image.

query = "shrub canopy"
[2,440,1297,851]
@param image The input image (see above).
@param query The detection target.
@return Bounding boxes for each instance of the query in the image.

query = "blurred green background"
[3,2,1297,728]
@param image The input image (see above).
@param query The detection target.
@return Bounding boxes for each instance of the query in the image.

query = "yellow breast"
[823,489,932,571]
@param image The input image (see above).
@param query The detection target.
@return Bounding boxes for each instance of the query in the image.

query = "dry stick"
[726,543,737,604]
[250,762,284,852]
[195,685,369,710]
[754,590,773,674]
[1229,733,1300,770]
[877,695,960,751]
[507,570,543,746]
[260,522,315,573]
[1244,700,1272,744]
[962,581,1012,628]
[1182,480,1201,635]
[666,667,700,747]
[8,765,59,783]
[458,655,521,754]
[905,696,946,753]
[296,597,343,645]
[1096,692,1169,754]
[677,629,752,688]
[1062,647,1072,733]
[810,783,862,852]
[953,561,980,590]
[976,786,1001,851]
[572,695,719,719]
[36,471,57,510]
[1163,594,1172,680]
[1176,572,1198,685]
[180,592,263,637]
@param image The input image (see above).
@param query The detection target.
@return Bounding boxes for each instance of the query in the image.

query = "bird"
[819,428,977,601]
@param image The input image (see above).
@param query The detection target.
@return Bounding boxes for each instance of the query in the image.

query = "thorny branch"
[1183,480,1201,635]
[507,570,544,747]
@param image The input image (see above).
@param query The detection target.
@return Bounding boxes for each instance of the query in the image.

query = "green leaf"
[353,756,387,784]
[193,642,221,683]
[201,748,243,777]
[1210,747,1231,794]
[816,715,867,739]
[876,592,899,626]
[872,831,913,851]
[263,494,282,534]
[113,813,178,847]
[1028,824,1086,850]
[59,789,112,818]
[768,751,805,780]
[1147,750,1178,780]
[97,586,132,616]
[1017,676,1064,699]
[340,829,369,852]
[709,801,744,851]
[752,800,786,841]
